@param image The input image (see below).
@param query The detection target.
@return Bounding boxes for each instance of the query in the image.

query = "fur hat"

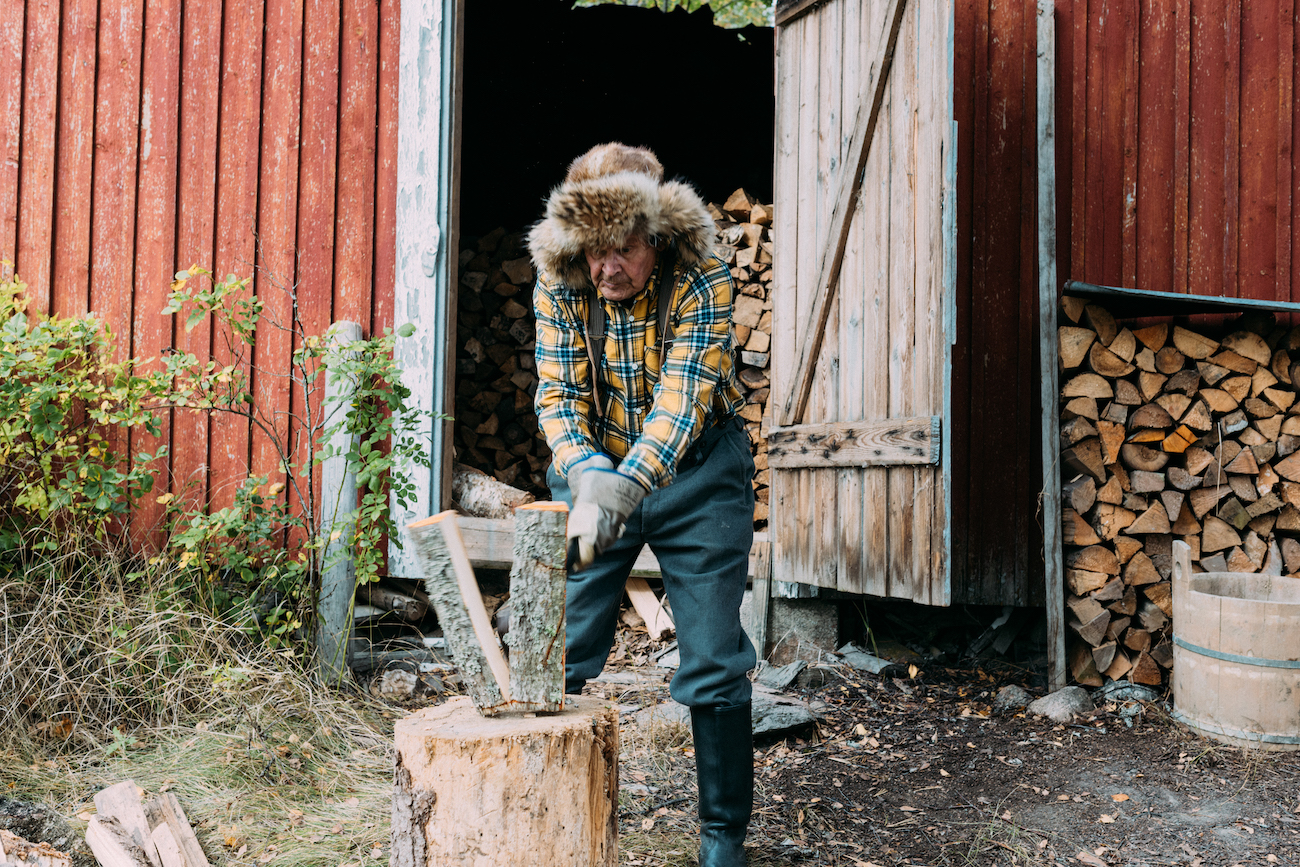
[529,143,716,290]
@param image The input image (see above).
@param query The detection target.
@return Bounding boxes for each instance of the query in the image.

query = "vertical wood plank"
[250,0,304,498]
[171,0,223,515]
[373,0,401,336]
[950,0,974,602]
[1096,0,1124,284]
[1188,0,1226,295]
[210,0,265,508]
[793,11,819,586]
[1223,0,1241,296]
[130,0,183,547]
[1014,0,1037,606]
[771,19,802,586]
[1070,0,1089,281]
[1120,0,1138,288]
[1173,0,1191,293]
[1237,0,1280,300]
[1135,0,1175,295]
[1277,0,1294,302]
[51,0,98,317]
[15,0,59,310]
[0,0,23,261]
[334,0,380,329]
[89,0,144,353]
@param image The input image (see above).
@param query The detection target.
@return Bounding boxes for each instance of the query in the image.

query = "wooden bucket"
[1171,541,1300,751]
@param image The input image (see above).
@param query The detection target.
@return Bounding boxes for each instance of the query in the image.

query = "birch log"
[391,696,619,867]
[505,502,568,712]
[407,511,513,714]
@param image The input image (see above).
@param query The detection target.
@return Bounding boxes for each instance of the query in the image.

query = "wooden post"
[749,540,773,660]
[505,502,568,711]
[392,696,619,867]
[316,320,362,684]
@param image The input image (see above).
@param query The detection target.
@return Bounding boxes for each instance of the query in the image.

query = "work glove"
[568,453,614,496]
[567,468,647,572]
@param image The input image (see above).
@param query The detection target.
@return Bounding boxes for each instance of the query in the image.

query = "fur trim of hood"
[528,145,716,291]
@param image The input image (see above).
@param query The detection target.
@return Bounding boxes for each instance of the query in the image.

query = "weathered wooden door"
[769,0,955,604]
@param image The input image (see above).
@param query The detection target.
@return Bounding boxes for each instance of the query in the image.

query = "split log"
[392,696,619,867]
[0,831,71,867]
[505,503,569,712]
[453,463,537,518]
[142,793,211,867]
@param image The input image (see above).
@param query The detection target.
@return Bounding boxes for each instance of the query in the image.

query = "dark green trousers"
[547,419,757,708]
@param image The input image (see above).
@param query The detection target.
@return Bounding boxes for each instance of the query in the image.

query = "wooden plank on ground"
[626,576,674,641]
[142,793,211,867]
[408,511,513,714]
[93,782,161,867]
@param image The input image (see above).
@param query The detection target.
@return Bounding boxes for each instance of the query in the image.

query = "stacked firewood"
[1059,297,1300,688]
[452,189,775,528]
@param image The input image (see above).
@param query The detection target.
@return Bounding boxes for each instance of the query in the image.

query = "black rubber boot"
[691,702,753,867]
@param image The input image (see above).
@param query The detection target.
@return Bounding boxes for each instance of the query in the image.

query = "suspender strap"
[582,249,677,421]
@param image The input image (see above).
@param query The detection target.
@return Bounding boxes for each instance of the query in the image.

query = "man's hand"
[567,468,647,572]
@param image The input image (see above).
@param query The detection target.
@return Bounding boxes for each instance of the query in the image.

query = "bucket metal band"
[1173,636,1300,669]
[1170,708,1300,746]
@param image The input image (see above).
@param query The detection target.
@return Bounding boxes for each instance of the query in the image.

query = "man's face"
[585,235,658,302]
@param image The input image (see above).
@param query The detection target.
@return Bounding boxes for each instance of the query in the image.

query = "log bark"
[391,696,619,867]
[505,503,569,712]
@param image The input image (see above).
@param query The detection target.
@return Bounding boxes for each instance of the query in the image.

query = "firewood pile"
[1058,296,1300,688]
[453,188,775,528]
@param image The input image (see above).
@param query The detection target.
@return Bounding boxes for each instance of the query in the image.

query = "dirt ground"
[593,624,1300,867]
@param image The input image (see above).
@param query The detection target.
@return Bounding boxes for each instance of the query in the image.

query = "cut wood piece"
[1128,403,1173,431]
[1063,439,1107,482]
[1243,398,1279,419]
[1060,417,1098,446]
[1221,409,1249,435]
[1226,546,1255,572]
[453,463,537,518]
[1120,443,1169,472]
[1134,347,1157,373]
[1138,371,1168,401]
[1166,369,1201,395]
[87,817,154,867]
[1273,349,1294,384]
[1239,427,1268,446]
[1255,416,1284,441]
[1279,503,1300,531]
[1106,615,1132,641]
[1062,396,1100,420]
[1092,575,1125,602]
[1083,304,1118,345]
[1114,536,1144,564]
[1096,475,1124,504]
[1110,463,1132,492]
[1183,533,1202,561]
[1061,295,1088,324]
[1065,545,1121,575]
[626,576,674,641]
[1137,598,1169,631]
[1101,401,1130,424]
[1227,475,1259,504]
[1282,537,1300,574]
[1155,393,1191,421]
[1185,446,1215,475]
[1248,514,1277,536]
[1123,552,1162,587]
[1089,342,1135,378]
[408,511,513,714]
[1063,475,1098,514]
[1069,640,1104,687]
[1108,585,1138,616]
[1171,501,1201,535]
[392,697,619,867]
[1123,492,1150,512]
[1197,361,1231,385]
[1144,582,1173,618]
[1110,328,1137,362]
[1094,504,1137,540]
[1180,400,1213,432]
[1264,387,1296,412]
[1211,349,1258,375]
[1104,647,1134,681]
[93,782,160,867]
[1063,373,1114,400]
[1218,496,1252,529]
[1201,515,1243,553]
[1097,420,1125,464]
[1068,610,1111,647]
[1067,595,1107,624]
[1243,530,1268,568]
[1133,323,1168,351]
[1221,330,1272,365]
[1252,366,1280,397]
[359,581,429,623]
[1063,508,1102,545]
[1223,448,1259,475]
[1275,451,1300,482]
[1278,434,1300,457]
[1199,388,1238,414]
[1156,346,1188,373]
[1129,471,1165,493]
[1254,442,1279,465]
[1173,327,1219,360]
[1221,375,1252,402]
[1167,467,1202,491]
[1200,552,1228,572]
[507,503,570,712]
[141,793,211,867]
[1161,491,1184,519]
[1092,641,1118,673]
[1127,430,1165,444]
[1066,568,1111,595]
[1059,326,1096,368]
[1114,379,1143,406]
[1123,626,1153,652]
[1150,641,1175,668]
[1281,480,1300,508]
[1285,417,1300,436]
[1188,485,1230,518]
[1162,425,1197,453]
[0,830,71,867]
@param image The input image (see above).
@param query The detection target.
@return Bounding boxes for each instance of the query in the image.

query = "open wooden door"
[770,0,955,604]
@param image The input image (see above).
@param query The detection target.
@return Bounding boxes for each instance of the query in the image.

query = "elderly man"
[529,142,757,867]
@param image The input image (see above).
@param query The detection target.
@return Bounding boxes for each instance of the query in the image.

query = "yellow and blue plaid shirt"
[533,255,746,492]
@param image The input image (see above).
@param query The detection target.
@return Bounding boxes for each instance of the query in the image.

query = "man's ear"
[648,234,669,251]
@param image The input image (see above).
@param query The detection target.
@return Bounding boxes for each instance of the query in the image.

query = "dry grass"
[0,534,395,866]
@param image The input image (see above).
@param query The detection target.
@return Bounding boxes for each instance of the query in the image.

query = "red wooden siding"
[1060,1,1300,302]
[1,0,400,542]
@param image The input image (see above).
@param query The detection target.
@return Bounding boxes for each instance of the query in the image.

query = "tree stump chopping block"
[391,696,620,867]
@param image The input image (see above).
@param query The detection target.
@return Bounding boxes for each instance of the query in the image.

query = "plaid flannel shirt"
[533,254,746,492]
